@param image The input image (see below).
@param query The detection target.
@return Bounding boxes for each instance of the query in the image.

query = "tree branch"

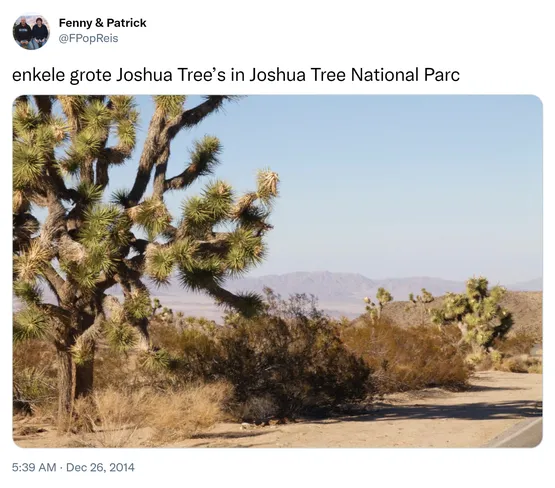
[166,96,234,138]
[126,96,233,206]
[34,96,53,117]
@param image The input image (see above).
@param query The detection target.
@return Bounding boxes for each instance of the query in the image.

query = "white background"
[2,1,551,487]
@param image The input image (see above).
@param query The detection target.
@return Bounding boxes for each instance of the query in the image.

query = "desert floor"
[14,371,542,448]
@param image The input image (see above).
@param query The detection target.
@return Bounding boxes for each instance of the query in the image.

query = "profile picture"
[13,14,50,50]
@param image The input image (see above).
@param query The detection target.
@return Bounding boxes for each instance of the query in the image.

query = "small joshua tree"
[407,288,435,324]
[364,287,393,323]
[428,276,513,352]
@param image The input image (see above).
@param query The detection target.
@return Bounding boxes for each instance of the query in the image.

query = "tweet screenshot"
[3,1,551,487]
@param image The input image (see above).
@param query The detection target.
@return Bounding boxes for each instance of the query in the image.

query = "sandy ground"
[14,371,542,448]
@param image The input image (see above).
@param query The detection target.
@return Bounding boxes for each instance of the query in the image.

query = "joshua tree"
[363,287,393,323]
[428,276,513,351]
[407,288,434,323]
[12,95,279,430]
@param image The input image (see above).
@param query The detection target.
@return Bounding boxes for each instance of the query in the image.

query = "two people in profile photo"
[14,16,49,49]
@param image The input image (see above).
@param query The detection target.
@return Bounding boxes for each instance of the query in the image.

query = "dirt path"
[15,371,542,448]
[175,371,542,448]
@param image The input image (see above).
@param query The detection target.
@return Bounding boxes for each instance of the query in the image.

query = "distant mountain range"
[227,272,466,302]
[506,277,543,292]
[14,271,542,321]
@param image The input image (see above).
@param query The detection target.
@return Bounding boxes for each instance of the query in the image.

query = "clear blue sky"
[106,95,542,284]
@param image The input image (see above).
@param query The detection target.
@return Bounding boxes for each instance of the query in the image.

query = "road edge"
[482,417,543,448]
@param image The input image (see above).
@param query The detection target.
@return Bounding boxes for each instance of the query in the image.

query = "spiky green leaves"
[70,340,95,366]
[105,321,139,353]
[363,288,392,323]
[81,99,112,138]
[227,170,278,234]
[80,204,131,247]
[57,96,137,177]
[489,285,507,303]
[13,143,47,190]
[225,228,266,276]
[138,348,172,371]
[182,196,211,229]
[144,237,201,285]
[172,238,199,270]
[12,107,68,189]
[101,294,147,353]
[153,95,186,118]
[145,245,175,285]
[421,288,434,304]
[12,101,42,134]
[165,136,223,193]
[13,281,43,306]
[110,96,138,152]
[466,276,489,300]
[116,119,137,152]
[376,287,393,306]
[74,182,103,207]
[13,307,50,342]
[203,181,234,220]
[61,204,131,291]
[182,180,233,232]
[214,291,264,318]
[73,129,104,160]
[178,258,226,292]
[110,95,138,121]
[189,135,221,175]
[123,289,153,320]
[129,198,172,240]
[13,239,51,282]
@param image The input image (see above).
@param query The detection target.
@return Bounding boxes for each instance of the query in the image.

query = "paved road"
[484,417,542,447]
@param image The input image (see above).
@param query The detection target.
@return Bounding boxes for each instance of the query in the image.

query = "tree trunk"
[56,347,74,433]
[55,314,97,433]
[136,317,151,351]
[456,321,468,346]
[75,359,94,398]
[73,312,98,398]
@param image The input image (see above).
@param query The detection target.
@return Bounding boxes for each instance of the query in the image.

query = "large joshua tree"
[429,276,513,351]
[12,95,279,430]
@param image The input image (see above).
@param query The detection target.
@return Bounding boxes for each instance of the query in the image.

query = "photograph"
[12,94,542,448]
[13,14,50,50]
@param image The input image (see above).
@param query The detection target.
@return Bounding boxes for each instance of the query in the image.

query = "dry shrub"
[528,363,543,374]
[217,311,371,418]
[71,387,150,447]
[93,348,137,391]
[471,330,543,373]
[239,394,279,423]
[499,355,542,374]
[148,293,371,419]
[341,318,470,394]
[148,382,232,444]
[13,339,56,370]
[12,363,57,417]
[13,340,58,418]
[69,382,231,447]
[493,330,539,356]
